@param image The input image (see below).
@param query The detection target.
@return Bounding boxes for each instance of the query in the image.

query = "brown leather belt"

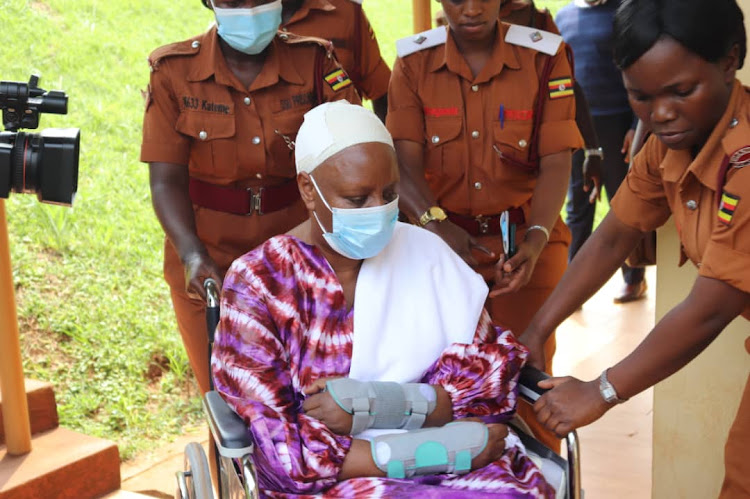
[188,177,300,215]
[446,208,525,236]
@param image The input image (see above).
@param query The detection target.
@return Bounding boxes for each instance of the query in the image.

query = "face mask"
[211,0,282,55]
[310,175,399,260]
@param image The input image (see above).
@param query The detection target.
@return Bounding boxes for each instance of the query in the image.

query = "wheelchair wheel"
[176,442,215,499]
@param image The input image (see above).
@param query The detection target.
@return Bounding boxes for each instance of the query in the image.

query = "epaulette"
[148,37,202,72]
[396,27,447,58]
[504,24,562,56]
[277,31,334,58]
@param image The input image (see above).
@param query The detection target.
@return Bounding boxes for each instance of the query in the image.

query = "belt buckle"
[475,215,489,235]
[245,187,264,215]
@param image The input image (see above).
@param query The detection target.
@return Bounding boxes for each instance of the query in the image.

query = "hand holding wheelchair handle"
[183,251,223,301]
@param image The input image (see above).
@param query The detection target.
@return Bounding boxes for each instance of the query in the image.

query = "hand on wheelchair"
[302,378,354,435]
[182,251,224,300]
[533,376,612,438]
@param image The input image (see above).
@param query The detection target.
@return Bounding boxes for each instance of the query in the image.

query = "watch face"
[429,206,446,220]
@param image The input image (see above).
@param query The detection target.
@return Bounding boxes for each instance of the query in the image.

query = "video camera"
[0,75,79,206]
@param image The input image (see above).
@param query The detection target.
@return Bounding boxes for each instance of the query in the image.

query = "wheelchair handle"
[204,278,220,308]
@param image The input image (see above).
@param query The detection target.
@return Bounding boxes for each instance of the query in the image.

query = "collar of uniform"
[248,38,306,91]
[661,79,744,188]
[433,22,520,82]
[284,0,335,25]
[188,28,304,91]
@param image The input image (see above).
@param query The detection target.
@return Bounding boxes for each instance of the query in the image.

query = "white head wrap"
[295,100,394,174]
[574,0,608,6]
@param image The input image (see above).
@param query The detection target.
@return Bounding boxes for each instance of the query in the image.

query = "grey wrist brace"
[370,421,488,478]
[325,378,437,435]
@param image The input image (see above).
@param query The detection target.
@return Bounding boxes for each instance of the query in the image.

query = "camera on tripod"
[0,75,79,206]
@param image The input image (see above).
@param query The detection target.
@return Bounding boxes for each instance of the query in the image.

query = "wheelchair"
[176,279,582,499]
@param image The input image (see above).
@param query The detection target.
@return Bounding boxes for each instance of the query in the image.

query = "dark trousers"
[566,111,645,285]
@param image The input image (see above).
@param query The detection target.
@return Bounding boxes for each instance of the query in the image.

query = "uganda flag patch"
[324,68,352,92]
[718,191,740,225]
[548,77,574,99]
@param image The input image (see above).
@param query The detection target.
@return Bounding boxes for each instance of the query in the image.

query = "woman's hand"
[430,220,494,266]
[582,154,602,204]
[302,378,354,435]
[183,251,224,301]
[621,128,636,163]
[533,377,612,438]
[466,420,509,470]
[489,229,547,297]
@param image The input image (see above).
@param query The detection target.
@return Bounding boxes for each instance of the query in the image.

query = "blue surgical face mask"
[211,0,282,55]
[310,175,399,260]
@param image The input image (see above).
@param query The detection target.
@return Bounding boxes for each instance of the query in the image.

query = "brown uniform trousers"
[141,27,360,394]
[611,80,750,498]
[388,22,583,452]
[281,0,391,101]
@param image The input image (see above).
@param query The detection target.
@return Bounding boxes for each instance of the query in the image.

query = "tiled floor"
[121,267,656,498]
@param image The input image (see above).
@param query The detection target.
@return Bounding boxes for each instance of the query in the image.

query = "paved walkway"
[122,267,656,498]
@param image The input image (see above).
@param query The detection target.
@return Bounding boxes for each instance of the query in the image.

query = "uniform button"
[252,136,261,145]
[243,97,251,105]
[471,85,479,92]
[697,262,702,268]
[198,130,208,141]
[431,135,440,144]
[474,182,483,190]
[279,33,289,41]
[471,130,480,139]
[191,40,200,49]
[686,200,698,210]
[518,139,528,148]
[730,118,739,128]
[256,173,263,179]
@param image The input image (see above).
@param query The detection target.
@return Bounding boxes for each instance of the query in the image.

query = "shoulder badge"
[277,31,334,58]
[396,27,447,58]
[504,24,562,56]
[148,38,201,72]
[718,191,740,225]
[729,146,750,169]
[324,68,353,92]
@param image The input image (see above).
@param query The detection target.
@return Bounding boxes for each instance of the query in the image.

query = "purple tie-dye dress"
[212,235,555,498]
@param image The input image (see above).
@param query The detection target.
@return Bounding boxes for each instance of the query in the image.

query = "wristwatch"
[584,147,604,160]
[419,206,447,226]
[599,369,628,404]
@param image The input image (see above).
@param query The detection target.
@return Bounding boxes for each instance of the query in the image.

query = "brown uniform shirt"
[499,0,560,34]
[141,27,360,284]
[141,26,360,187]
[387,22,583,218]
[282,0,391,100]
[611,80,750,320]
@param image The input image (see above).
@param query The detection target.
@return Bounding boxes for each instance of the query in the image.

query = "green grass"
[1,0,605,462]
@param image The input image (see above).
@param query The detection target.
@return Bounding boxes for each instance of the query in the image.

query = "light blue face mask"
[310,175,399,260]
[212,0,282,55]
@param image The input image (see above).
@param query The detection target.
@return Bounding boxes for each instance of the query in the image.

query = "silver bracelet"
[526,225,550,243]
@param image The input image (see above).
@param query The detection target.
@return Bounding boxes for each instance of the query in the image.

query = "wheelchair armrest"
[518,366,551,404]
[204,390,255,459]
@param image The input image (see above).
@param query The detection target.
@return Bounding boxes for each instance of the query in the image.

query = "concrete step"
[0,427,120,499]
[0,379,59,444]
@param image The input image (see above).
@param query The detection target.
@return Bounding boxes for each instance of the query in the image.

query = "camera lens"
[0,128,80,206]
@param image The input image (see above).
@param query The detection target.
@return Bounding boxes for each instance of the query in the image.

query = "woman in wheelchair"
[211,101,554,497]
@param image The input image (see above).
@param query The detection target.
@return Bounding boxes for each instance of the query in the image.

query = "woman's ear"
[722,43,741,84]
[297,172,317,211]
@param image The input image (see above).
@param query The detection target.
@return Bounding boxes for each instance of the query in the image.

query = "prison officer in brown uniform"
[387,0,583,450]
[141,0,360,395]
[280,0,391,121]
[523,1,750,495]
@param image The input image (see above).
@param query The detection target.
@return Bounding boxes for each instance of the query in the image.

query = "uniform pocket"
[176,111,237,179]
[424,117,463,177]
[492,120,535,175]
